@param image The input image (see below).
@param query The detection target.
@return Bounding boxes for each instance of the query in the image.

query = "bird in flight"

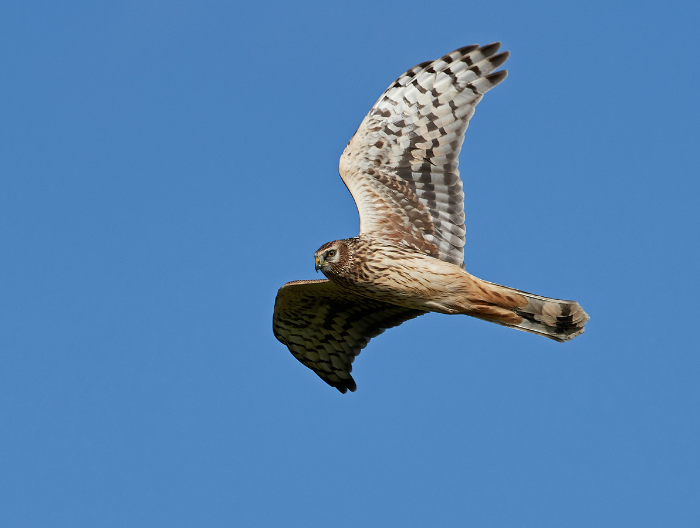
[273,43,589,393]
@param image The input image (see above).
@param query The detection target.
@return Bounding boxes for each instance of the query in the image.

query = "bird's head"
[314,240,348,277]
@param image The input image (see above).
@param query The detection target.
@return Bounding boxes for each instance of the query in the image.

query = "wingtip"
[333,378,357,394]
[480,42,502,56]
[487,69,508,86]
[490,50,510,69]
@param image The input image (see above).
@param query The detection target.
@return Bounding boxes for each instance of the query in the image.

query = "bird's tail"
[470,279,590,342]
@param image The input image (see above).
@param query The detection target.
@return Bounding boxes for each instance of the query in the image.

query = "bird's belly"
[348,252,475,314]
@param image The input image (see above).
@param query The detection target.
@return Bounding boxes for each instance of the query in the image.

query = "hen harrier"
[273,43,589,393]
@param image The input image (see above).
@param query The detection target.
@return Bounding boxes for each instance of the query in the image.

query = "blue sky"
[1,0,699,526]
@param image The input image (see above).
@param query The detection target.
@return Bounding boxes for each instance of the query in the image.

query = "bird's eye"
[328,250,336,257]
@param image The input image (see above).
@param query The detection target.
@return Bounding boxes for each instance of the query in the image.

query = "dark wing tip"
[488,50,510,70]
[485,69,508,87]
[480,41,502,56]
[331,376,357,394]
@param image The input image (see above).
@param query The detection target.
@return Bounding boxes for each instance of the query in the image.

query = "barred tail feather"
[480,280,590,342]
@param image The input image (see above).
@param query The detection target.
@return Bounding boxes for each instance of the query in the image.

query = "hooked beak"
[315,255,322,272]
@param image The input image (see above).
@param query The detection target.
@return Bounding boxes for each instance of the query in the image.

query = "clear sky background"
[1,0,699,526]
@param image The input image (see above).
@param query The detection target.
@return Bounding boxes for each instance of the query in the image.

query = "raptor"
[273,43,589,393]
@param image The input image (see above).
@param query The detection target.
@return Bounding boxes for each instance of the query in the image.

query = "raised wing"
[272,279,425,393]
[339,43,509,267]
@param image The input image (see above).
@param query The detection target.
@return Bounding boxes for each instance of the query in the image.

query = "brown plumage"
[273,43,589,393]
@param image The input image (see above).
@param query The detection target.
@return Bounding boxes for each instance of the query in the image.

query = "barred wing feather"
[339,43,509,267]
[272,280,425,393]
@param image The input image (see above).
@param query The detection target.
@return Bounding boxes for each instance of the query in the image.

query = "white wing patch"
[339,43,509,266]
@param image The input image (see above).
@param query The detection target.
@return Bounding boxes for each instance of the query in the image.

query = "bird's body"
[316,236,485,313]
[315,236,587,336]
[273,43,589,393]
